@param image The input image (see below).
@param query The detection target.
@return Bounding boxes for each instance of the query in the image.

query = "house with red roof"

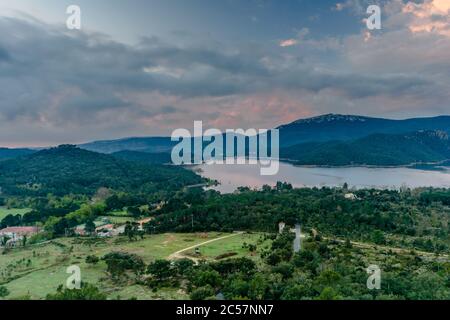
[0,226,41,247]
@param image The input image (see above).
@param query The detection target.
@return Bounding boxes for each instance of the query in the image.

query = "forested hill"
[278,114,450,147]
[0,145,202,196]
[111,150,172,164]
[281,130,450,166]
[79,137,175,154]
[0,147,35,160]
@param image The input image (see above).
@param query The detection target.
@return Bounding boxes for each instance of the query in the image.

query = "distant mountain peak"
[287,114,373,126]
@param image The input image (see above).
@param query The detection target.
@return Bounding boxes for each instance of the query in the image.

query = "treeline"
[0,145,202,197]
[0,191,167,237]
[144,185,450,253]
[281,130,450,166]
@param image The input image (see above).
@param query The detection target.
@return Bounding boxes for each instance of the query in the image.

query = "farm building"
[0,226,41,247]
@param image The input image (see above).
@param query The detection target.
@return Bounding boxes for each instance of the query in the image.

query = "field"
[0,232,263,300]
[0,207,32,221]
[182,232,268,263]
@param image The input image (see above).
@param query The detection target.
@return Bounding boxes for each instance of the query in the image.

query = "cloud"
[279,39,298,47]
[279,28,309,47]
[0,4,448,146]
[402,0,450,37]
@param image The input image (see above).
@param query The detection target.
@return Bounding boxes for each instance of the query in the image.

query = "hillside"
[0,148,35,160]
[281,130,450,166]
[278,114,450,147]
[79,137,175,154]
[112,150,172,164]
[0,145,202,196]
[75,114,450,154]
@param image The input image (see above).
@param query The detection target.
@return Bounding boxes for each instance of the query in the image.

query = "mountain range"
[277,114,450,147]
[2,114,450,167]
[78,113,450,152]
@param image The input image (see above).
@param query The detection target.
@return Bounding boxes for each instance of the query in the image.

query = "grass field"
[0,232,262,300]
[183,232,268,263]
[0,207,32,221]
[102,216,135,224]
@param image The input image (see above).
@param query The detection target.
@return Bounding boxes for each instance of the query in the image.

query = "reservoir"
[195,160,450,193]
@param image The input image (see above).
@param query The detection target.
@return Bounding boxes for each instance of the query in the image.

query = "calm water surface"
[194,161,450,193]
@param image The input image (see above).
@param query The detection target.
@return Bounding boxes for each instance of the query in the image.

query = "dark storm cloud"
[0,15,432,123]
[0,46,10,61]
[0,7,448,146]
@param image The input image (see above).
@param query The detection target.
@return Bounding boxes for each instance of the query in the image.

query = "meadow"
[0,207,32,221]
[0,232,262,300]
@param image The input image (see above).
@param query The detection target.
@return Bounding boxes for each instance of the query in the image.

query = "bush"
[190,285,215,300]
[0,286,10,298]
[85,255,100,264]
[46,283,107,300]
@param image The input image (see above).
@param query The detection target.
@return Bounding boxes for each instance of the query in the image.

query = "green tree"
[316,287,342,300]
[147,259,175,282]
[46,283,106,300]
[371,230,386,245]
[85,255,100,264]
[190,285,215,300]
[0,286,10,298]
[191,268,222,288]
[124,221,139,241]
[102,252,145,281]
[84,219,96,235]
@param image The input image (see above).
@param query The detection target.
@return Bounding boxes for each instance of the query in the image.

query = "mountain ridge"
[76,114,450,153]
[280,130,450,166]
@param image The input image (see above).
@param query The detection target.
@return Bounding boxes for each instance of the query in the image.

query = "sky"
[0,0,449,147]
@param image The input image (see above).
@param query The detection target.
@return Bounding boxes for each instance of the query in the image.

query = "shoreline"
[187,158,450,171]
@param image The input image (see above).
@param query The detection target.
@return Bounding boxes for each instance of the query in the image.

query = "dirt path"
[168,232,243,262]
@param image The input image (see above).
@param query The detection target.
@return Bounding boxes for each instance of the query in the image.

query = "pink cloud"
[279,39,298,47]
[403,0,450,37]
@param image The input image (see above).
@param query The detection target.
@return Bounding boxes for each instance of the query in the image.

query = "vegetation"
[46,283,107,300]
[0,145,202,197]
[145,185,450,254]
[1,141,450,300]
[281,130,450,166]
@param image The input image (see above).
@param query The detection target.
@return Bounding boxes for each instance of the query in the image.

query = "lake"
[194,160,450,193]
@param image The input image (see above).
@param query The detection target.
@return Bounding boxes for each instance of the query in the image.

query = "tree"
[102,252,145,281]
[22,235,27,247]
[190,285,215,300]
[174,258,195,277]
[127,206,141,218]
[85,219,96,235]
[0,214,21,229]
[86,255,100,265]
[0,286,10,298]
[46,283,106,300]
[272,262,294,280]
[124,221,139,241]
[147,260,175,282]
[371,230,386,245]
[316,287,342,300]
[191,268,222,288]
